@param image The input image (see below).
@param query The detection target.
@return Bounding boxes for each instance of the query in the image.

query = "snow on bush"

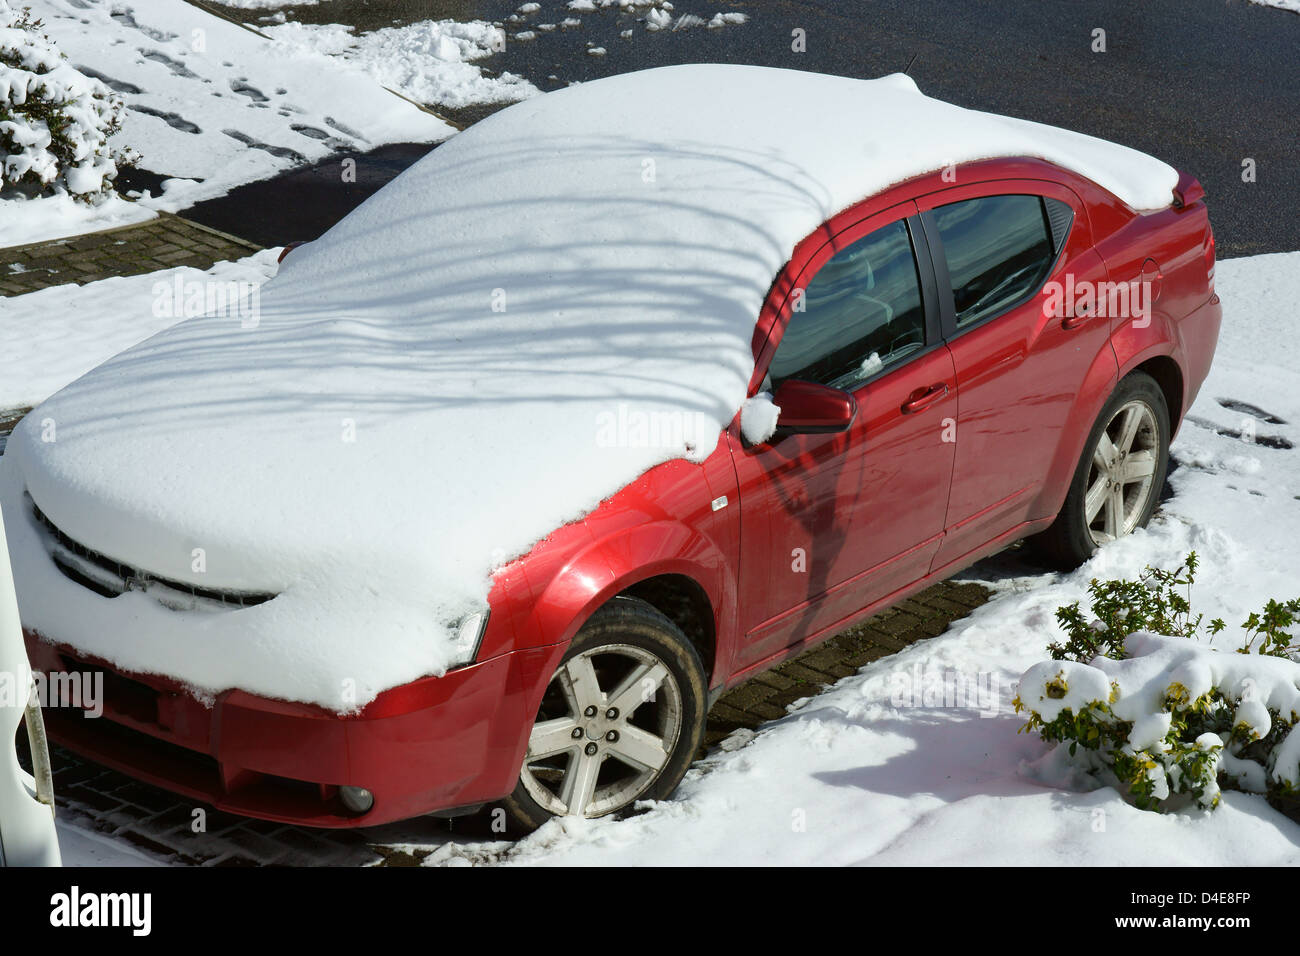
[1016,554,1300,816]
[0,2,131,201]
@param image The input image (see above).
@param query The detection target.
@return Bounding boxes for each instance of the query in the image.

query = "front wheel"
[1030,371,1170,568]
[499,596,708,833]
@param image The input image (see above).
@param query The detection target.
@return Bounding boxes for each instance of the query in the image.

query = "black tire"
[499,595,708,834]
[1029,371,1170,569]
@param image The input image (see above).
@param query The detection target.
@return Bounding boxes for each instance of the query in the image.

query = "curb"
[158,211,263,253]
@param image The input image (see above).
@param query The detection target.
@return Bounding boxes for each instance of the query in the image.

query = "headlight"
[452,608,490,666]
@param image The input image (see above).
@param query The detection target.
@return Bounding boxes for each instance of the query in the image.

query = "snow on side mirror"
[741,381,857,446]
[740,391,782,445]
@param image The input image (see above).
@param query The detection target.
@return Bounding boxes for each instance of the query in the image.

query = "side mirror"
[773,380,857,435]
[276,241,306,264]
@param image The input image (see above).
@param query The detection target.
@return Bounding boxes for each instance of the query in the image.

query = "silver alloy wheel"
[520,643,683,819]
[1085,399,1160,547]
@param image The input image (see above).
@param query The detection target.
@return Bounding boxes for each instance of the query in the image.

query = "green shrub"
[1017,554,1300,817]
[1050,551,1300,663]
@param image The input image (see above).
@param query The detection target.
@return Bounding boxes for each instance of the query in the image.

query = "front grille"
[29,495,277,612]
[60,654,161,725]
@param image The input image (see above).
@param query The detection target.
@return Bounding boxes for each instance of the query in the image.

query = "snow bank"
[644,10,747,31]
[1,65,1181,712]
[262,20,538,110]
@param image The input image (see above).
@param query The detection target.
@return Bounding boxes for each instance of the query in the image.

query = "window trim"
[920,190,1077,342]
[756,210,945,395]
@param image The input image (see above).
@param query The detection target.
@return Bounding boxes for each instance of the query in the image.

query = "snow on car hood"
[0,65,1179,711]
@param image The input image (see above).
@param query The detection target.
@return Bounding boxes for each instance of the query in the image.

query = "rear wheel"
[1030,371,1170,568]
[500,596,708,833]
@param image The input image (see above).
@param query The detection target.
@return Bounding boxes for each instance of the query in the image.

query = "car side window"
[768,219,926,392]
[931,194,1056,331]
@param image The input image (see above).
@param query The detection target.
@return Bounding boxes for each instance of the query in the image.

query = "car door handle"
[901,383,949,414]
[1062,302,1091,330]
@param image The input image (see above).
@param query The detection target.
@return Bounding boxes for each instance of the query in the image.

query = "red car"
[4,66,1220,832]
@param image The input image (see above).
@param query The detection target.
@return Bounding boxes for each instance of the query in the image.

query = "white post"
[0,502,60,866]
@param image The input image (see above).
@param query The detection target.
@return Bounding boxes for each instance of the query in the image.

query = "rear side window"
[931,194,1056,331]
[768,219,925,391]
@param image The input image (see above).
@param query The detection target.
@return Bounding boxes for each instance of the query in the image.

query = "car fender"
[533,519,731,652]
[1110,307,1186,415]
[493,521,733,794]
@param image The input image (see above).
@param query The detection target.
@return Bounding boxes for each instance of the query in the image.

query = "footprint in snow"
[139,50,199,79]
[112,9,177,43]
[229,79,270,103]
[325,116,367,141]
[221,130,307,164]
[1183,415,1293,450]
[291,125,351,150]
[73,65,142,94]
[132,105,201,134]
[1216,397,1287,425]
[1224,485,1266,497]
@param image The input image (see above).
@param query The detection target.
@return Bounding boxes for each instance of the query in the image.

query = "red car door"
[727,205,958,674]
[919,182,1117,571]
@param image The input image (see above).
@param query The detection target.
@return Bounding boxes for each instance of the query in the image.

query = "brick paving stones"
[1,213,262,297]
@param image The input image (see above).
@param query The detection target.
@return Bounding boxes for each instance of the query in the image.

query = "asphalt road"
[191,0,1300,257]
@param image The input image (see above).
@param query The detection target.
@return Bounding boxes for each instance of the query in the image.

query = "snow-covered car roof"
[1,65,1179,710]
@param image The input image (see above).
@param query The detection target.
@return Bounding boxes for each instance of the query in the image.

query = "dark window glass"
[932,194,1055,330]
[768,219,925,391]
[1045,197,1074,252]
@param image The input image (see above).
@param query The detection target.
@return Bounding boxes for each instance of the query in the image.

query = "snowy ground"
[52,0,450,189]
[506,0,748,40]
[0,193,157,251]
[5,248,1297,865]
[253,2,747,104]
[0,249,279,409]
[260,19,537,110]
[2,0,487,246]
[56,823,162,867]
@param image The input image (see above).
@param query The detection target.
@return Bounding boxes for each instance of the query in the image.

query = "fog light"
[339,786,374,815]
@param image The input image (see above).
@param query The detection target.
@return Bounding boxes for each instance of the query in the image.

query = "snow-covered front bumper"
[27,634,565,827]
[0,442,488,711]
